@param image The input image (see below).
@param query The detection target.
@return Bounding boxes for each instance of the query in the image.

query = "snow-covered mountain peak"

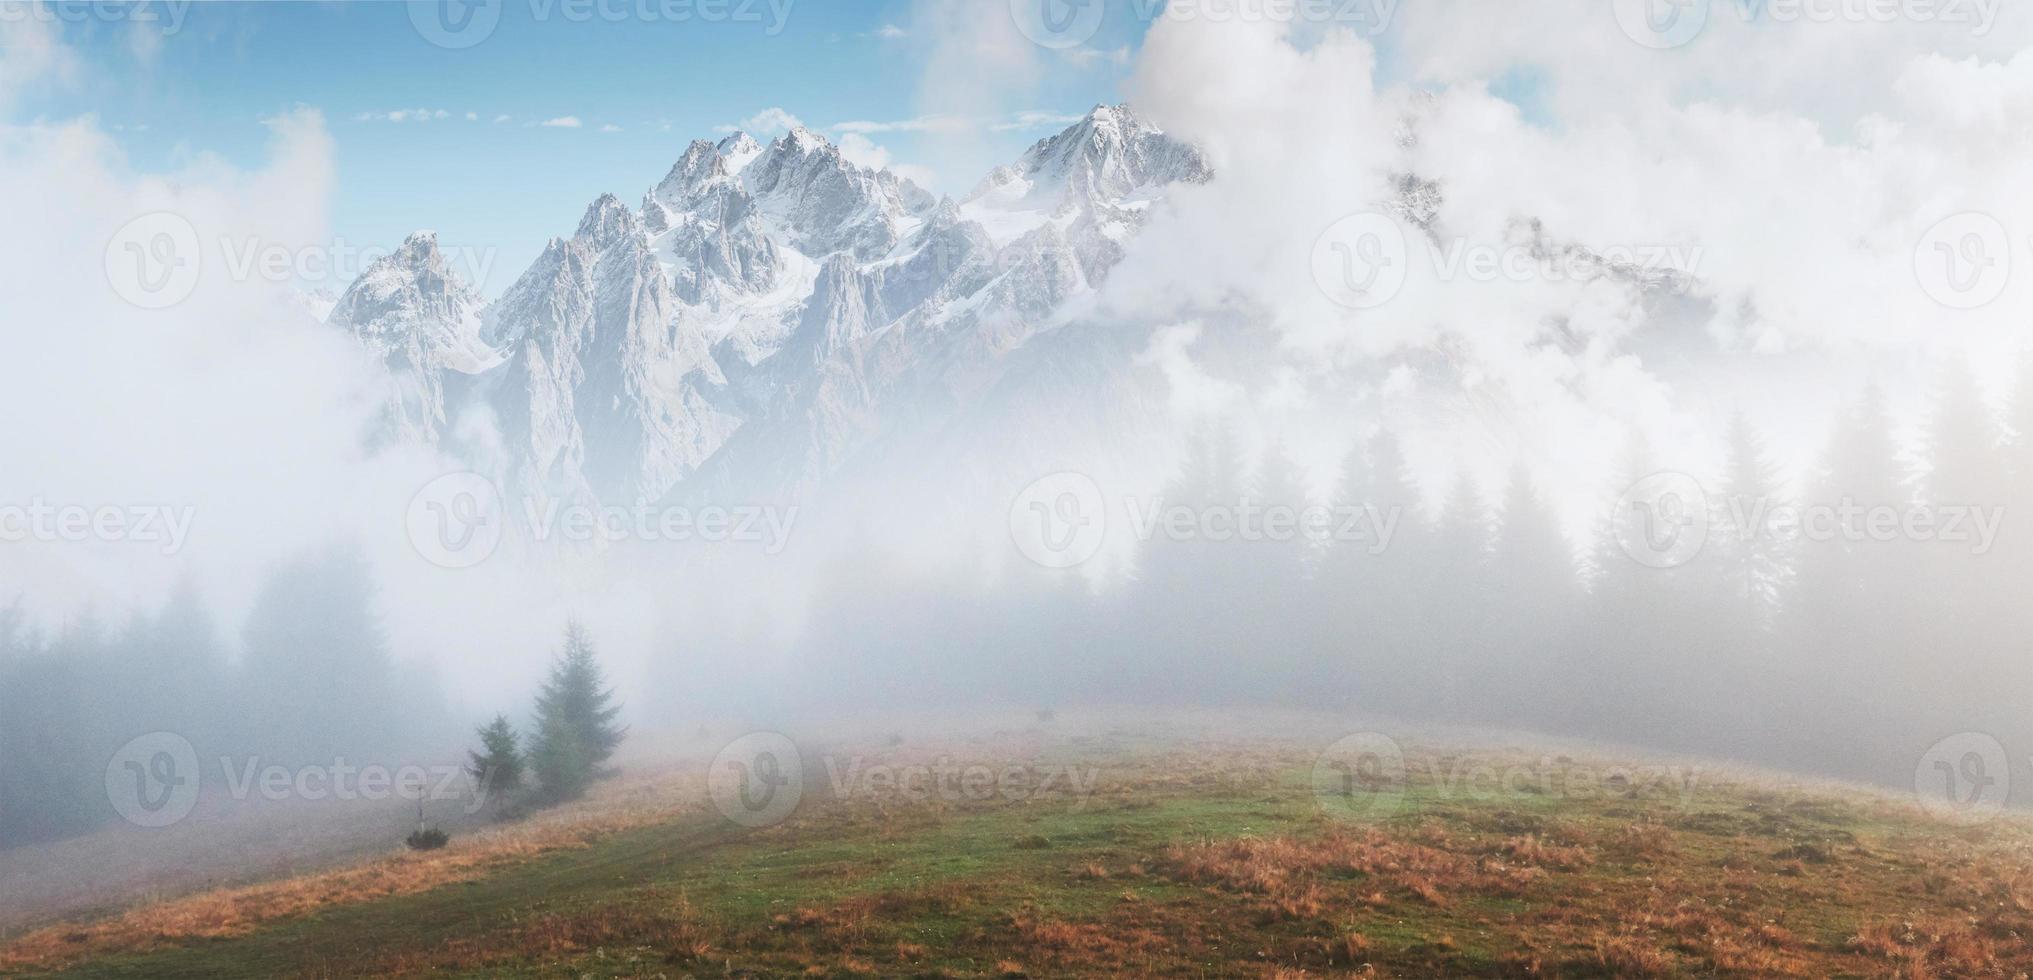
[574,193,640,249]
[330,230,481,349]
[716,131,763,173]
[395,229,440,253]
[655,140,731,203]
[740,124,937,262]
[965,103,1210,222]
[331,106,1215,504]
[327,228,495,443]
[780,125,832,156]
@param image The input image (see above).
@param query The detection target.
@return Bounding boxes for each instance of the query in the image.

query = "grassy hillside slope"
[4,719,2029,978]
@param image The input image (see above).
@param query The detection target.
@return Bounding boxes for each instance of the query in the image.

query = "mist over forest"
[7,353,2027,850]
[10,7,2033,972]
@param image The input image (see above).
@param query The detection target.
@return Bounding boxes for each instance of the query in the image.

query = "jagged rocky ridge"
[328,105,1212,504]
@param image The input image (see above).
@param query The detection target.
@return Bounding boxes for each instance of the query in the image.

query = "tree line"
[791,357,2033,790]
[0,548,449,849]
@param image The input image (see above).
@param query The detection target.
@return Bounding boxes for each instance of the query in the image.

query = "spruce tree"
[466,714,525,794]
[528,622,625,800]
[1489,460,1577,730]
[1715,412,1790,624]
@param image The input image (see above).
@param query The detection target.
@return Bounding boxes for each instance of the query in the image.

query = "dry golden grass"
[0,759,710,975]
[17,712,2033,978]
[1157,826,1560,915]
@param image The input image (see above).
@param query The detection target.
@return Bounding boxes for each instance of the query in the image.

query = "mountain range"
[327,105,1212,508]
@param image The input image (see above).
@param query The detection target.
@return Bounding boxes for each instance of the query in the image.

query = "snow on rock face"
[333,104,1210,505]
[646,139,784,307]
[740,126,938,262]
[487,195,732,505]
[966,104,1211,220]
[327,231,494,444]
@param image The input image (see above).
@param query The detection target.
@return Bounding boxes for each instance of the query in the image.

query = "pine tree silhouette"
[529,621,626,801]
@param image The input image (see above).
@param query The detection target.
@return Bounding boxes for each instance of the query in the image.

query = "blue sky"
[25,0,1166,292]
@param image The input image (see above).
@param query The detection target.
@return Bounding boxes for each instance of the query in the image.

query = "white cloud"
[354,108,451,123]
[725,106,804,135]
[901,0,1091,195]
[1099,9,2033,534]
[599,123,622,133]
[0,14,77,111]
[830,114,970,135]
[0,108,393,616]
[1060,44,1131,68]
[0,104,655,709]
[835,132,937,188]
[126,17,164,66]
[989,110,1084,132]
[874,23,907,39]
[539,116,582,128]
[828,110,1086,137]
